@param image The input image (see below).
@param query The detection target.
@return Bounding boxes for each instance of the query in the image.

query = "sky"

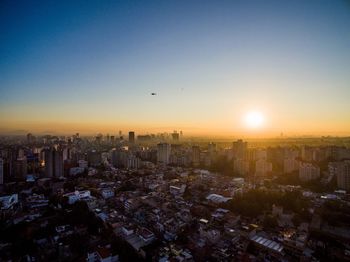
[1,0,350,137]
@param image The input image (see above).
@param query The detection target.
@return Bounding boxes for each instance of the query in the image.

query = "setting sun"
[244,111,264,129]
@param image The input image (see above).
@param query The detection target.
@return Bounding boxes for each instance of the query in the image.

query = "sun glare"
[245,111,264,128]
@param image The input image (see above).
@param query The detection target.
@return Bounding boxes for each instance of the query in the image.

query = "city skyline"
[1,1,350,137]
[2,2,350,259]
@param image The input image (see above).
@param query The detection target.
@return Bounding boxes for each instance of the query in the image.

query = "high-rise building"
[44,148,63,178]
[335,161,350,191]
[26,152,39,174]
[157,143,171,165]
[54,149,64,177]
[111,149,120,167]
[171,131,179,141]
[301,146,313,162]
[0,158,3,184]
[299,163,320,182]
[44,148,54,178]
[283,158,299,173]
[95,134,103,144]
[62,148,69,161]
[255,149,267,161]
[129,131,135,144]
[18,148,25,158]
[208,143,216,154]
[192,146,200,166]
[234,158,249,176]
[87,150,102,167]
[27,133,35,144]
[255,159,272,177]
[312,148,327,162]
[232,139,248,159]
[127,155,141,169]
[14,157,27,179]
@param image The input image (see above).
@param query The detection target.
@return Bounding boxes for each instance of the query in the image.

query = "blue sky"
[1,0,350,135]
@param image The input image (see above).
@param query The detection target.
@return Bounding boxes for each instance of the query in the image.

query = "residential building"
[157,143,171,165]
[192,146,200,166]
[336,161,350,191]
[283,158,299,173]
[299,163,320,182]
[234,158,249,176]
[255,159,272,177]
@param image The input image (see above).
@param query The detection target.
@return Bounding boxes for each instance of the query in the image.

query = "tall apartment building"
[192,146,200,167]
[128,131,135,144]
[255,159,272,177]
[44,148,63,178]
[299,162,320,182]
[333,161,350,191]
[234,158,249,176]
[157,143,171,165]
[283,158,299,173]
[232,139,248,159]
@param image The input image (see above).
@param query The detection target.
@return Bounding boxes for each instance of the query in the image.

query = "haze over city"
[1,0,350,137]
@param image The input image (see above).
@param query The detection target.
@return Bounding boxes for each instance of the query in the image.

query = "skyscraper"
[44,148,63,178]
[232,139,248,159]
[44,148,54,178]
[157,143,171,165]
[54,149,64,178]
[208,143,216,155]
[129,131,135,144]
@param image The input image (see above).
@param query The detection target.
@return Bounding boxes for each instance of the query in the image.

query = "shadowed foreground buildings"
[1,134,350,261]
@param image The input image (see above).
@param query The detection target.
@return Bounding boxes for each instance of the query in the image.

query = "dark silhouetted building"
[27,133,35,144]
[44,148,63,178]
[14,157,27,179]
[88,150,102,167]
[129,131,135,144]
[172,131,179,141]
